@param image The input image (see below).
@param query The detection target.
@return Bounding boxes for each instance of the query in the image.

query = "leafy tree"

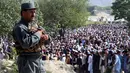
[104,6,111,10]
[112,0,130,21]
[0,0,21,35]
[38,0,90,30]
[0,0,43,36]
[88,6,97,15]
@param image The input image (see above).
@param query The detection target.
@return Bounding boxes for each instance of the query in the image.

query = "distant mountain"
[89,0,115,7]
[88,6,112,15]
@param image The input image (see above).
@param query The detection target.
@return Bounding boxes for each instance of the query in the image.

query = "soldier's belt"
[23,48,41,52]
[23,43,46,52]
[15,42,45,53]
[22,44,45,53]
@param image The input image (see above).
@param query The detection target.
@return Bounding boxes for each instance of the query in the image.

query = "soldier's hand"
[41,34,49,41]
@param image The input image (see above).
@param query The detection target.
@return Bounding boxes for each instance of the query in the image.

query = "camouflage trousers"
[17,53,46,73]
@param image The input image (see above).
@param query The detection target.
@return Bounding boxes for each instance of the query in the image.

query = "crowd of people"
[43,23,130,73]
[0,23,130,73]
[0,37,14,60]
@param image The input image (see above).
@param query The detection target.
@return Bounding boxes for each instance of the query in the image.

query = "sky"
[89,0,115,7]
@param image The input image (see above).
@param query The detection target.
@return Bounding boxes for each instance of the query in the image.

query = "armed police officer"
[12,2,49,73]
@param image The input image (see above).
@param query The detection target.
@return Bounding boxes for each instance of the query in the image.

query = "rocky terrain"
[44,60,76,73]
[0,59,76,73]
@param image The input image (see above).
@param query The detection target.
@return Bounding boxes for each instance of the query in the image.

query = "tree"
[38,0,90,30]
[88,6,97,15]
[0,0,43,36]
[0,0,21,35]
[112,0,130,21]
